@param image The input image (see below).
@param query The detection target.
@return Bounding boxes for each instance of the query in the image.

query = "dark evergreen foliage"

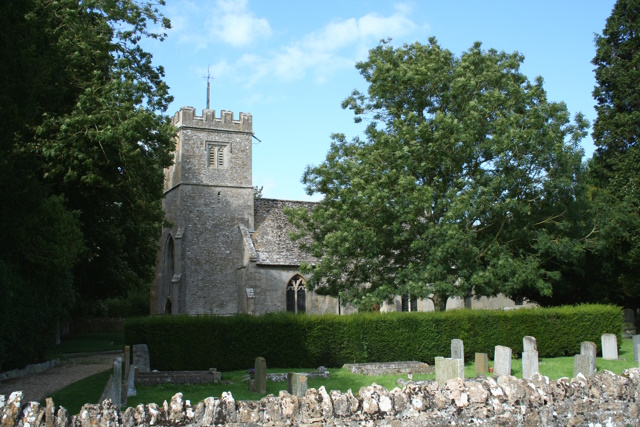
[125,305,621,371]
[0,0,173,370]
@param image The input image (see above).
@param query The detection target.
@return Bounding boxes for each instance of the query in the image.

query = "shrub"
[124,304,622,371]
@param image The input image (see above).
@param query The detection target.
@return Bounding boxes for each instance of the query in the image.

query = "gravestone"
[574,354,594,377]
[255,357,267,394]
[580,341,597,374]
[126,366,136,397]
[132,344,150,373]
[633,335,640,362]
[522,350,539,380]
[435,357,464,387]
[624,309,636,338]
[287,372,307,398]
[601,334,618,360]
[124,346,131,378]
[451,339,464,364]
[475,353,489,375]
[523,336,537,352]
[493,346,512,377]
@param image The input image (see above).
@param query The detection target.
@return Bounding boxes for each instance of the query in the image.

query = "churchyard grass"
[127,339,638,406]
[46,370,112,414]
[56,332,124,354]
[48,339,639,410]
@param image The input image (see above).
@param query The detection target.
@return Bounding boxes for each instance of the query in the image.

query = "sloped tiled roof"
[251,198,319,266]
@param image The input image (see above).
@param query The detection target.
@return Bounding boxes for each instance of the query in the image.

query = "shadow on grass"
[45,370,112,415]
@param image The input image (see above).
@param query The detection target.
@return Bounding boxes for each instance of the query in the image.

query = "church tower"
[151,107,254,314]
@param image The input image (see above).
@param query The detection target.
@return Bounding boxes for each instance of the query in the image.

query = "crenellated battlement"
[172,106,252,132]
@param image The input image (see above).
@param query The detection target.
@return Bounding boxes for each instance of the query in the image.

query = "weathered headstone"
[124,345,131,378]
[601,334,618,360]
[580,341,597,374]
[287,372,307,397]
[451,339,464,364]
[522,350,539,380]
[435,357,464,386]
[132,344,150,373]
[475,353,489,375]
[100,357,122,408]
[254,357,267,394]
[624,309,636,338]
[633,335,640,362]
[493,346,512,377]
[523,336,537,352]
[126,365,136,397]
[574,354,594,377]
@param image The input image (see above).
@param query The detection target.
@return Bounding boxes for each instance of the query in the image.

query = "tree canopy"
[587,0,640,310]
[0,0,174,368]
[289,39,588,311]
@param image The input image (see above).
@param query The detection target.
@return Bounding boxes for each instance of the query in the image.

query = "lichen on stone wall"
[4,369,640,426]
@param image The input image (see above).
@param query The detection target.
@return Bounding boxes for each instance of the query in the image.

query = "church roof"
[250,198,319,266]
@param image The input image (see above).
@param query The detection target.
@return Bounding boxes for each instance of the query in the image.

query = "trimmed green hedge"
[124,304,622,371]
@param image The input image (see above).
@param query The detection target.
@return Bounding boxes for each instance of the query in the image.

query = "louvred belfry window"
[207,143,229,168]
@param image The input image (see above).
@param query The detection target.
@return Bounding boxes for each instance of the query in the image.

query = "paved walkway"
[0,353,118,403]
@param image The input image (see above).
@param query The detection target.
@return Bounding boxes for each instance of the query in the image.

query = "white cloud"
[211,3,419,86]
[165,0,271,49]
[207,0,272,47]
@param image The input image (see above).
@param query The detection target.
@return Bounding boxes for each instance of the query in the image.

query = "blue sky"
[146,1,616,201]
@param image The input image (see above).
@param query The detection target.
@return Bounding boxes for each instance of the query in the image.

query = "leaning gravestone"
[287,372,307,398]
[132,344,150,373]
[435,357,464,387]
[124,346,131,378]
[523,336,537,352]
[633,335,640,363]
[475,353,489,375]
[451,339,464,364]
[255,357,267,394]
[580,341,597,374]
[601,334,618,360]
[493,346,512,378]
[574,354,594,377]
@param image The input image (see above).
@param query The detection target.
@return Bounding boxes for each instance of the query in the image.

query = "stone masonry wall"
[151,107,254,315]
[4,369,640,426]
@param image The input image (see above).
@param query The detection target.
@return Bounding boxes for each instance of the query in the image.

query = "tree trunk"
[432,292,448,312]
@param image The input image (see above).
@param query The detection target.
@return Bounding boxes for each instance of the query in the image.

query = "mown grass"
[56,332,124,354]
[126,339,639,407]
[50,338,640,412]
[46,370,112,414]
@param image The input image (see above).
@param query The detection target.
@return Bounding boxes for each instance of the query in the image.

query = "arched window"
[164,299,172,314]
[286,275,306,314]
[164,236,175,298]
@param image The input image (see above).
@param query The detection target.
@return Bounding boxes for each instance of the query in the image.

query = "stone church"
[150,106,526,315]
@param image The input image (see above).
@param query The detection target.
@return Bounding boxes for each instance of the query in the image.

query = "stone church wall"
[238,265,342,315]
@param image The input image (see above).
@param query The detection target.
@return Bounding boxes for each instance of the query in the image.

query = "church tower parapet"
[172,107,252,133]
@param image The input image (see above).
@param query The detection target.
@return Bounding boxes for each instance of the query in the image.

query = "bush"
[124,304,622,371]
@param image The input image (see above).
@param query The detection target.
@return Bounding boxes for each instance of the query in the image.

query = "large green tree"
[0,0,174,368]
[589,0,640,310]
[289,39,588,311]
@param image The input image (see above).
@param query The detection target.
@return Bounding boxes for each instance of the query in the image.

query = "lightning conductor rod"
[206,67,210,109]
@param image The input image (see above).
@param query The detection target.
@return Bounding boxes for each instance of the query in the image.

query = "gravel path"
[0,353,118,403]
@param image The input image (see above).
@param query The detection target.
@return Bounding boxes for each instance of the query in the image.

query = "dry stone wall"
[4,369,640,426]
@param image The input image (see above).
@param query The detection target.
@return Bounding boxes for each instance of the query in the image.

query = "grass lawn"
[46,370,112,414]
[124,338,639,408]
[55,332,124,354]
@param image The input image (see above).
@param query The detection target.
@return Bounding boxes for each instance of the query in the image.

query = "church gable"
[250,198,318,266]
